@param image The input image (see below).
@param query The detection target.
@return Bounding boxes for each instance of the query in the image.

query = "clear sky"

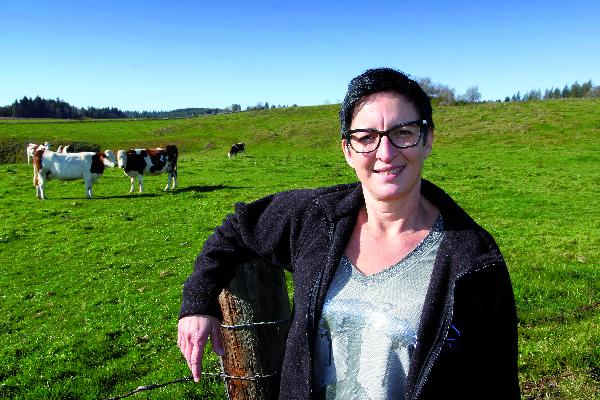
[2,0,599,111]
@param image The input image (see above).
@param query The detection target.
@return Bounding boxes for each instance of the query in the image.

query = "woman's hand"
[177,314,225,382]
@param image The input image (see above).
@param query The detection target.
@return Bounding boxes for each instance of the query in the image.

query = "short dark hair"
[339,67,435,138]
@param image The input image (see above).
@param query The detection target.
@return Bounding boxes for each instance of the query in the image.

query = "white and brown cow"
[26,142,51,164]
[32,149,116,199]
[116,145,178,193]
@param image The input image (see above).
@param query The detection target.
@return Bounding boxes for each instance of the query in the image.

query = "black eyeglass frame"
[344,119,429,153]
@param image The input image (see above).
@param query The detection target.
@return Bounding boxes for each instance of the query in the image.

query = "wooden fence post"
[217,259,291,400]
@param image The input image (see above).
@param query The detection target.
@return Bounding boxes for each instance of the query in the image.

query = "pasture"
[0,99,598,399]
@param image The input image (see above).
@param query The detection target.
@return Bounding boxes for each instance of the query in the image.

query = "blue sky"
[2,0,599,111]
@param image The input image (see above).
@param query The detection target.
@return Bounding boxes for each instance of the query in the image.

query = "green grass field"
[1,99,598,399]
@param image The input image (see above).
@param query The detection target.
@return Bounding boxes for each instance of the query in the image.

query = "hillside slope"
[0,99,598,399]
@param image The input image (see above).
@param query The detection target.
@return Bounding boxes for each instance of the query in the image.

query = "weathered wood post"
[218,259,291,400]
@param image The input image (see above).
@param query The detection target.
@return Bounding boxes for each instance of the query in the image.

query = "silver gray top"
[313,215,444,399]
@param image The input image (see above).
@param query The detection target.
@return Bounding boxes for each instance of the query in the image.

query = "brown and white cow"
[26,142,51,164]
[32,149,116,199]
[116,145,178,193]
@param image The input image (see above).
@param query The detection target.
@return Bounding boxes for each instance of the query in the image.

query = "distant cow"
[32,149,116,199]
[56,145,73,153]
[228,142,245,159]
[116,145,178,193]
[26,142,51,164]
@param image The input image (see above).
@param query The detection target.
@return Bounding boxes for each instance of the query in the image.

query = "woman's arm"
[177,189,315,382]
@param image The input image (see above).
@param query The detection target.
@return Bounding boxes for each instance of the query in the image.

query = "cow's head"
[103,150,117,168]
[116,150,127,169]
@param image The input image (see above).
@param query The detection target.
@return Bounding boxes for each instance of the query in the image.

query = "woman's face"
[342,91,433,203]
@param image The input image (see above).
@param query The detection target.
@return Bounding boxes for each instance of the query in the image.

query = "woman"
[178,68,520,399]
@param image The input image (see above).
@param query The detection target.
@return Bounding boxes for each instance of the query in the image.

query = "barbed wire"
[104,319,287,399]
[104,376,194,400]
[103,371,279,400]
[220,318,290,330]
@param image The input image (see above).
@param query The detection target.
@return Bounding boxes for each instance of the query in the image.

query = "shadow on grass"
[49,185,242,200]
[57,193,160,200]
[170,185,244,194]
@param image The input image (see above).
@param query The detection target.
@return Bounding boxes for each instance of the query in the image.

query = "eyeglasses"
[345,119,428,153]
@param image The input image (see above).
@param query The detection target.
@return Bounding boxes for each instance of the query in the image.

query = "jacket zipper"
[307,200,336,396]
[308,200,336,331]
[411,260,502,399]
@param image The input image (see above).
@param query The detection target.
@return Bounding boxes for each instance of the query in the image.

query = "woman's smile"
[373,165,405,175]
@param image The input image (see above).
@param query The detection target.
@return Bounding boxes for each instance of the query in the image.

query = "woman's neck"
[360,189,437,236]
[347,188,440,275]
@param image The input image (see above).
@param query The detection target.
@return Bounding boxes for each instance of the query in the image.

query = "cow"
[26,142,51,164]
[32,149,116,199]
[116,145,178,193]
[228,142,245,159]
[56,145,73,153]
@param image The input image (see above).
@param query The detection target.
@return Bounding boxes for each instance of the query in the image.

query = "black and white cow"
[116,145,178,193]
[56,145,73,153]
[32,149,116,199]
[228,142,245,159]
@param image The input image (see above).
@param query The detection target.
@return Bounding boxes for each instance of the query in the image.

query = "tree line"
[125,107,226,119]
[418,78,599,105]
[244,102,297,111]
[0,96,128,119]
[3,79,598,120]
[505,80,598,102]
[0,96,304,120]
[0,96,231,120]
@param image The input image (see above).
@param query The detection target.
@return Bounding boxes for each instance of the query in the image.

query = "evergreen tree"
[553,88,561,98]
[570,81,582,97]
[581,80,593,97]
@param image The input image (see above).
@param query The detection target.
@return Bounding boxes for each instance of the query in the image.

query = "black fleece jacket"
[180,179,520,399]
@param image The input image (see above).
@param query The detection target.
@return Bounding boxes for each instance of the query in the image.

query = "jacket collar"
[420,179,477,231]
[312,182,363,222]
[314,179,502,270]
[314,179,471,225]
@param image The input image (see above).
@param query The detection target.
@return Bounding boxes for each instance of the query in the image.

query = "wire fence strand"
[103,370,280,400]
[105,319,288,399]
[104,376,194,400]
[220,318,290,330]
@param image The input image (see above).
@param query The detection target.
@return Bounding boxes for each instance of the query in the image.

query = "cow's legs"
[84,175,93,198]
[138,175,144,193]
[32,167,38,187]
[129,177,135,193]
[165,171,176,190]
[36,173,45,200]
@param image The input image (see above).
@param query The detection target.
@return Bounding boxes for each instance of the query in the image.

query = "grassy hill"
[0,99,598,399]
